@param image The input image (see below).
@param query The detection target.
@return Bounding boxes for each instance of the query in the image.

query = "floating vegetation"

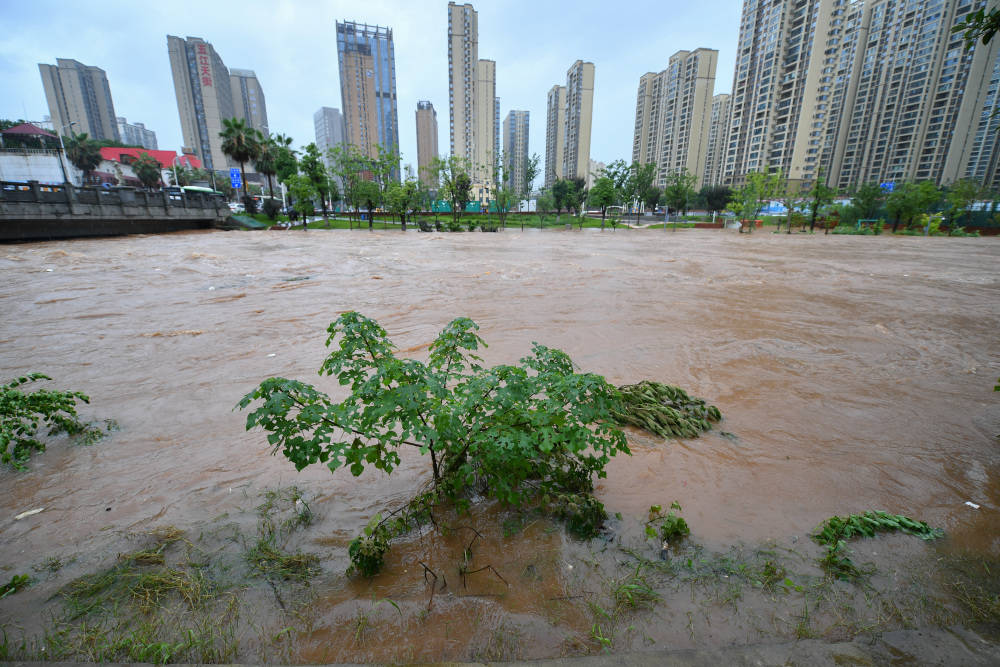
[812,510,943,580]
[612,381,721,438]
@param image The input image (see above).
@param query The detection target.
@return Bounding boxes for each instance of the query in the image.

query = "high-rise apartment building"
[167,35,236,172]
[336,20,400,170]
[544,85,566,188]
[474,59,497,189]
[447,2,496,200]
[415,101,439,187]
[631,49,717,188]
[39,58,120,141]
[448,2,478,161]
[314,106,346,172]
[229,69,269,134]
[562,60,595,183]
[831,0,1000,188]
[631,72,661,167]
[116,117,158,150]
[702,94,731,187]
[502,110,530,194]
[726,0,999,189]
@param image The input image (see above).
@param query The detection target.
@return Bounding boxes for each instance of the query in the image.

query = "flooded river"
[1,228,998,661]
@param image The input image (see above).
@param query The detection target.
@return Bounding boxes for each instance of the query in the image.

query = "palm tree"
[63,133,102,185]
[253,130,277,200]
[219,118,261,209]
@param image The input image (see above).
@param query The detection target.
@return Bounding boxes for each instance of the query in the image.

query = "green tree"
[63,132,102,185]
[727,170,784,233]
[851,183,885,220]
[219,117,261,210]
[630,162,657,225]
[356,179,381,230]
[521,154,540,205]
[886,181,940,232]
[254,132,278,200]
[945,179,981,233]
[779,182,805,234]
[805,168,838,233]
[568,177,588,228]
[588,176,616,231]
[301,143,330,224]
[385,171,420,231]
[953,6,1000,49]
[643,185,661,216]
[535,189,554,229]
[700,185,733,216]
[663,168,699,229]
[433,155,473,231]
[238,312,630,575]
[552,179,573,222]
[131,152,162,189]
[2,373,91,469]
[285,174,317,231]
[329,144,365,227]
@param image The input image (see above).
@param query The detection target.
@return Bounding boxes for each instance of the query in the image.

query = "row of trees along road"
[727,166,996,235]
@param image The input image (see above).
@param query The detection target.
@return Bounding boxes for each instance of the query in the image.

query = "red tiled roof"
[99,147,202,170]
[2,122,57,137]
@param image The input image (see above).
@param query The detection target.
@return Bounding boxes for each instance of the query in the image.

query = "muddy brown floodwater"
[1,228,998,662]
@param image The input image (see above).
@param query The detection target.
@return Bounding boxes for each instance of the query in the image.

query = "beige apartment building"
[544,84,566,188]
[447,2,496,200]
[502,110,529,195]
[416,101,439,187]
[631,49,717,189]
[726,0,999,190]
[831,0,1000,189]
[631,72,661,167]
[229,69,268,134]
[474,59,497,191]
[39,58,120,141]
[167,35,236,173]
[562,60,595,183]
[702,94,730,187]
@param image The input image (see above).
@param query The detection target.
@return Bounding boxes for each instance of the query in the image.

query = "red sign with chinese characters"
[196,43,212,87]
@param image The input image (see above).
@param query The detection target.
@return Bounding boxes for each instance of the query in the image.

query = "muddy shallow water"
[1,228,998,660]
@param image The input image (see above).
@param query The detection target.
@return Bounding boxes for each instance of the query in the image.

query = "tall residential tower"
[725,0,1000,189]
[544,85,566,188]
[502,110,530,195]
[562,60,595,183]
[416,101,439,187]
[447,2,496,199]
[314,106,346,172]
[167,35,236,172]
[229,69,269,134]
[631,49,718,188]
[39,58,119,141]
[336,20,400,168]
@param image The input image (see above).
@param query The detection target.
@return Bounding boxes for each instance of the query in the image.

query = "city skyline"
[1,0,740,188]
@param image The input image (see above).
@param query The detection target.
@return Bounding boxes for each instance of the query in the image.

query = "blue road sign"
[880,181,895,192]
[230,168,241,189]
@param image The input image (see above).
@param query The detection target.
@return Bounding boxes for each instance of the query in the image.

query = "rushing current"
[1,227,998,660]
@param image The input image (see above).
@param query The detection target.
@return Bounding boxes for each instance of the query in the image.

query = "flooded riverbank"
[1,229,998,661]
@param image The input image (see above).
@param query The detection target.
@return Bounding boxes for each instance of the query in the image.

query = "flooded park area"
[0,227,998,662]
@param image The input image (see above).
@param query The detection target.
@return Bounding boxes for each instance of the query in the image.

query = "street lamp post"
[42,120,77,186]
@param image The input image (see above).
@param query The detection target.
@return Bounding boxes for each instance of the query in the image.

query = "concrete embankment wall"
[1,180,230,242]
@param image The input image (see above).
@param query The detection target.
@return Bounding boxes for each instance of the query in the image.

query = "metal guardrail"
[0,180,227,210]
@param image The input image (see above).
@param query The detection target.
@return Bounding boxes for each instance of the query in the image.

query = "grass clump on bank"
[812,510,942,580]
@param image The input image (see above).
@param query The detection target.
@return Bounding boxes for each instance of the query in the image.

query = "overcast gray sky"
[2,0,741,178]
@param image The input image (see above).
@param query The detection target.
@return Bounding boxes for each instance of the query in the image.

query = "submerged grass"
[0,486,323,664]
